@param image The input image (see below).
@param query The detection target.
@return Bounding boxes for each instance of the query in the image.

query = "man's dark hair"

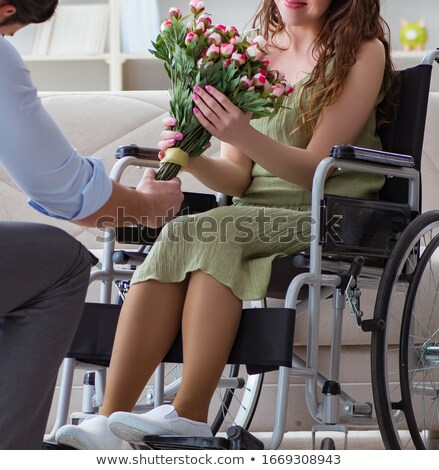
[2,0,58,25]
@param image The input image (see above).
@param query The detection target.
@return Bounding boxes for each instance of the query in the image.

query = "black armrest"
[330,144,415,168]
[115,144,159,161]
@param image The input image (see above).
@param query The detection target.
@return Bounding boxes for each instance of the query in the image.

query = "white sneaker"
[108,405,213,443]
[55,415,124,450]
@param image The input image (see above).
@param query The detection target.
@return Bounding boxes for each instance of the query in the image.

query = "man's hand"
[136,168,184,228]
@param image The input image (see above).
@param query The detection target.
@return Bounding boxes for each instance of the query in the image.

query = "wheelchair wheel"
[210,366,264,434]
[372,210,439,449]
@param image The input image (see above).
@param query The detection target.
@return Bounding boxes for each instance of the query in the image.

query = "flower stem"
[155,162,182,181]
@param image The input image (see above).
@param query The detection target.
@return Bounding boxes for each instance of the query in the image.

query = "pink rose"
[197,15,212,27]
[277,70,286,80]
[267,69,280,82]
[253,72,267,89]
[168,7,182,20]
[190,0,205,15]
[206,44,220,60]
[160,20,172,33]
[220,43,235,59]
[246,45,264,62]
[252,35,267,50]
[207,32,222,46]
[270,84,285,98]
[198,58,214,68]
[185,32,199,45]
[194,21,206,34]
[214,24,227,33]
[253,73,271,92]
[226,25,239,38]
[282,80,294,95]
[239,75,253,91]
[231,51,246,66]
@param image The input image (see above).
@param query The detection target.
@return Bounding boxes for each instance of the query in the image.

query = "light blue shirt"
[0,36,112,220]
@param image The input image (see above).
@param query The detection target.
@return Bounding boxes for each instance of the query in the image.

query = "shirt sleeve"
[0,37,113,221]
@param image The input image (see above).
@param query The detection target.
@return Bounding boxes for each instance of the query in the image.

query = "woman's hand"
[157,117,184,159]
[157,116,212,173]
[157,117,211,160]
[192,86,252,147]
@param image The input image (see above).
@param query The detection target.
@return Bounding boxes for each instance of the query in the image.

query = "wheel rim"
[209,366,264,434]
[372,212,439,449]
[400,232,439,449]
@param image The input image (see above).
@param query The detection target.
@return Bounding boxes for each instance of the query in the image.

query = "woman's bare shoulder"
[357,38,385,63]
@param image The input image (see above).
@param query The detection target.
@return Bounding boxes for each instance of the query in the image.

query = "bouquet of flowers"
[150,0,293,180]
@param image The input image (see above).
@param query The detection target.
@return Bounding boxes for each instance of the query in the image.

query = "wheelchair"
[44,49,439,451]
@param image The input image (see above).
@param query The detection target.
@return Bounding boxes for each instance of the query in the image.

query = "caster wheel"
[320,438,336,450]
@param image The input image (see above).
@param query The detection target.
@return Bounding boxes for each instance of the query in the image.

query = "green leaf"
[172,44,197,81]
[149,39,170,63]
[164,62,172,80]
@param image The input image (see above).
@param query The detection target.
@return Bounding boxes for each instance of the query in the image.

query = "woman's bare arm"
[192,39,386,190]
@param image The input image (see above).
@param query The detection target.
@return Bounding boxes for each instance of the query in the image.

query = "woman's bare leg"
[100,279,188,416]
[172,270,242,423]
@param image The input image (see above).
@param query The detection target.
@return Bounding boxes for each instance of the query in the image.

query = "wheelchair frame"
[273,156,419,450]
[45,49,439,451]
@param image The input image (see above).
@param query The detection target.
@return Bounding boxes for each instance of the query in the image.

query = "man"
[0,1,183,449]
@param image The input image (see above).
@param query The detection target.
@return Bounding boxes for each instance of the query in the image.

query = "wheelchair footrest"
[42,441,76,450]
[134,426,264,450]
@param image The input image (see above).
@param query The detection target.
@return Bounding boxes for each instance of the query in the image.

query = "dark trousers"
[0,222,92,449]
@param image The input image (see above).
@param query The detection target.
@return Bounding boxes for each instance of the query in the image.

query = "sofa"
[2,89,438,440]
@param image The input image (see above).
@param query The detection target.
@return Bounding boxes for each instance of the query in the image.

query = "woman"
[56,0,396,449]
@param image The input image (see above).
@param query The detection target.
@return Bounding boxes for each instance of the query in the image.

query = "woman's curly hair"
[252,0,398,138]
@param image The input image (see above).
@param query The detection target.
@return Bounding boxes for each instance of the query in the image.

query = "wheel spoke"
[372,212,439,449]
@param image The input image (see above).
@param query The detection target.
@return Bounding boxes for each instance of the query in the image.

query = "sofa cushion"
[0,90,220,248]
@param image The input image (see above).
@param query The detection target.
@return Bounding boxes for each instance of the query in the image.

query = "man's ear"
[0,3,16,21]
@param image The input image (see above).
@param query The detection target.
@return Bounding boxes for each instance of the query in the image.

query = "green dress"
[131,76,385,300]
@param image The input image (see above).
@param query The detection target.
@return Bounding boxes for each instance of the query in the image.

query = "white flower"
[246,45,264,62]
[252,35,267,50]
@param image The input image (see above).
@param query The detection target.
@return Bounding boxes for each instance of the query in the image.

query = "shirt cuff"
[27,157,113,221]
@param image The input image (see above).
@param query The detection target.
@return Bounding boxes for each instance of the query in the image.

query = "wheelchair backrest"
[378,63,433,205]
[319,61,435,260]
